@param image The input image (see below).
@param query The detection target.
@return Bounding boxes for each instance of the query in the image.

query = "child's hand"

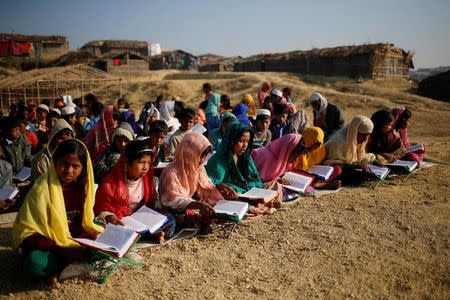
[105,215,124,226]
[186,201,215,219]
[277,178,291,186]
[216,184,238,200]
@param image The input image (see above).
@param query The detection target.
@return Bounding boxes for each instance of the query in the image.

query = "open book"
[122,206,168,234]
[214,200,249,222]
[387,159,418,173]
[155,161,170,170]
[191,124,207,134]
[367,164,390,180]
[239,187,277,203]
[0,185,19,201]
[308,165,334,180]
[73,224,139,258]
[406,144,424,154]
[13,167,31,181]
[281,172,314,193]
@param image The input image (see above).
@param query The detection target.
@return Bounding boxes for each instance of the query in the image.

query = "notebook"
[239,187,278,203]
[0,185,19,201]
[281,172,314,193]
[367,164,390,180]
[13,167,31,181]
[387,160,418,173]
[214,200,249,222]
[191,124,207,134]
[122,206,168,234]
[73,224,139,258]
[406,144,424,154]
[308,165,334,180]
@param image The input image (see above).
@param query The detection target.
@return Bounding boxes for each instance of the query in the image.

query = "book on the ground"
[13,167,31,181]
[0,185,19,200]
[122,205,168,234]
[367,164,390,180]
[406,144,424,154]
[239,187,278,203]
[281,172,314,193]
[214,200,249,222]
[308,165,334,180]
[387,160,418,173]
[191,124,207,134]
[73,224,140,258]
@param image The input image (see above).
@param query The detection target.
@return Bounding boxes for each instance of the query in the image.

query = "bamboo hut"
[81,40,149,56]
[234,43,414,79]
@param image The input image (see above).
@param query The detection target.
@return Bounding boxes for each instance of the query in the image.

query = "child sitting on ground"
[252,109,272,149]
[269,103,296,141]
[167,108,196,156]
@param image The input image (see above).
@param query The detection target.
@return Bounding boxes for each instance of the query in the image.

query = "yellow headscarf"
[242,94,257,117]
[12,139,103,249]
[294,127,326,171]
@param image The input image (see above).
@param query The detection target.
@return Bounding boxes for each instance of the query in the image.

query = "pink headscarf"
[252,133,302,182]
[391,107,409,148]
[159,132,223,208]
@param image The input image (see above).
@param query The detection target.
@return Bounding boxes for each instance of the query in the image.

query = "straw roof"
[0,64,118,89]
[45,51,99,67]
[82,40,148,49]
[0,33,66,43]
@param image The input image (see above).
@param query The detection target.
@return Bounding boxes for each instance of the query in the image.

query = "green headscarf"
[204,93,221,117]
[206,121,263,194]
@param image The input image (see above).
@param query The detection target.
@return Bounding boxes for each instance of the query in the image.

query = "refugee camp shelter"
[198,55,243,72]
[149,50,198,70]
[81,40,149,56]
[0,64,121,110]
[91,52,149,76]
[234,43,414,79]
[0,33,69,60]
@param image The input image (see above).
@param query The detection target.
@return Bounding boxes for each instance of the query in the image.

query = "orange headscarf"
[242,93,257,117]
[294,127,326,171]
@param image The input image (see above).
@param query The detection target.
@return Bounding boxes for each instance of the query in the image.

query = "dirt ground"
[1,71,449,299]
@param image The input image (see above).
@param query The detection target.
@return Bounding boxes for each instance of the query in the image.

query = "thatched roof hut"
[234,43,414,79]
[0,33,69,60]
[81,40,149,56]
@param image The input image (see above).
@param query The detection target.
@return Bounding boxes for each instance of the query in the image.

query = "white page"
[13,167,31,181]
[367,164,390,179]
[156,162,170,169]
[95,224,138,257]
[126,206,167,234]
[214,200,249,220]
[0,185,19,200]
[239,187,277,201]
[122,216,148,233]
[406,144,424,154]
[72,237,119,253]
[387,160,418,172]
[308,165,334,180]
[191,124,207,134]
[281,172,314,193]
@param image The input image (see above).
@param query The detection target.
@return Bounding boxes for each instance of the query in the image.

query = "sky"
[1,0,449,68]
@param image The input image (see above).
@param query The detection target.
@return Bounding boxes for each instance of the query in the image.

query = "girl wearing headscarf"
[324,115,376,185]
[12,139,103,284]
[231,103,252,126]
[241,94,257,119]
[293,127,342,189]
[119,109,142,136]
[83,105,117,164]
[208,112,237,150]
[159,132,224,230]
[206,121,281,214]
[94,140,174,242]
[205,93,221,133]
[391,107,425,163]
[368,109,405,165]
[258,82,272,108]
[309,92,344,141]
[159,101,180,136]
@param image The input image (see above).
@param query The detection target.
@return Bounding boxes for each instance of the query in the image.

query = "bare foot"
[153,231,165,244]
[46,275,59,288]
[316,180,341,190]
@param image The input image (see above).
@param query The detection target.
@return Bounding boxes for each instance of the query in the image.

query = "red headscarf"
[94,155,156,219]
[84,105,116,163]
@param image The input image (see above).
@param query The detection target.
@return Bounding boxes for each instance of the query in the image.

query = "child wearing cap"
[253,109,272,149]
[166,108,196,156]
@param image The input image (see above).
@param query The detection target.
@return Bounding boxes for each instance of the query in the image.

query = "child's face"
[114,136,130,153]
[221,119,233,134]
[275,113,288,125]
[53,130,73,146]
[65,114,76,125]
[180,118,194,131]
[149,132,166,147]
[8,127,20,141]
[399,117,410,129]
[55,154,83,185]
[233,132,250,156]
[77,116,86,125]
[37,110,47,121]
[381,120,394,134]
[127,155,152,179]
[147,112,158,124]
[311,100,321,111]
[256,118,270,132]
[357,132,370,144]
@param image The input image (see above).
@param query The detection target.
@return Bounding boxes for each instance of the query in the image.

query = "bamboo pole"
[37,81,40,103]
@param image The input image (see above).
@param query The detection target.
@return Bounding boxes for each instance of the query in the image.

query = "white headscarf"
[310,92,328,121]
[159,101,180,136]
[324,115,375,165]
